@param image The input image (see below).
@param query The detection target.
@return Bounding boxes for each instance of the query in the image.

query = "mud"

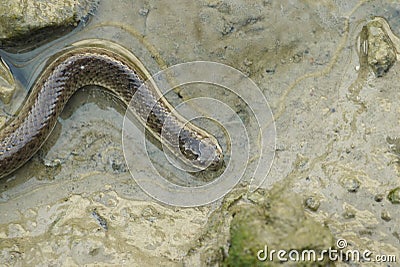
[1,0,400,266]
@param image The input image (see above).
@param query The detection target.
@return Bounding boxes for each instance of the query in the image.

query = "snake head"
[179,135,224,171]
[197,137,224,170]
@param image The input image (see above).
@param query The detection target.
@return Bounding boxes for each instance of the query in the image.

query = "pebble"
[387,187,400,204]
[304,196,320,211]
[381,210,391,222]
[139,8,149,16]
[340,176,360,193]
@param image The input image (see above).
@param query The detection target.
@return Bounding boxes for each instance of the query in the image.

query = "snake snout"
[197,137,224,171]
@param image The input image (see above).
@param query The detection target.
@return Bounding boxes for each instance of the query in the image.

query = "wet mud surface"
[1,0,400,265]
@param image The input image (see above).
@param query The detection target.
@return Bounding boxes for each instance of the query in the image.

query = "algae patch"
[223,191,334,266]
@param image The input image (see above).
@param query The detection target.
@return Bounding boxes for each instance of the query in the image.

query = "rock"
[225,191,334,266]
[363,17,400,77]
[381,210,391,222]
[0,57,15,104]
[304,195,321,211]
[387,187,400,204]
[339,175,360,193]
[0,0,98,53]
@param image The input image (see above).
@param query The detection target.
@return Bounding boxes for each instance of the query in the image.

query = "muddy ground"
[1,0,400,266]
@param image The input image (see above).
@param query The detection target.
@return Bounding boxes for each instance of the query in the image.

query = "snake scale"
[0,39,223,179]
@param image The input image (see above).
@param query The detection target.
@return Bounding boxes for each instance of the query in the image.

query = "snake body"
[0,39,223,179]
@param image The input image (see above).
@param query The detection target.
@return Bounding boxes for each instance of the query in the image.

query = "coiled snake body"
[0,40,223,179]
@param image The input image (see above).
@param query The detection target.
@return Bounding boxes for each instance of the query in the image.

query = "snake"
[0,39,223,179]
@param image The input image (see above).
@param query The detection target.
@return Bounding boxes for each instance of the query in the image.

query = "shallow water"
[1,0,400,265]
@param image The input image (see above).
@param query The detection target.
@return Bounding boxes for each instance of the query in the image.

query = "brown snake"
[0,39,223,179]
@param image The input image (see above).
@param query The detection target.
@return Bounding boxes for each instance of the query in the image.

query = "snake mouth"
[207,148,224,171]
